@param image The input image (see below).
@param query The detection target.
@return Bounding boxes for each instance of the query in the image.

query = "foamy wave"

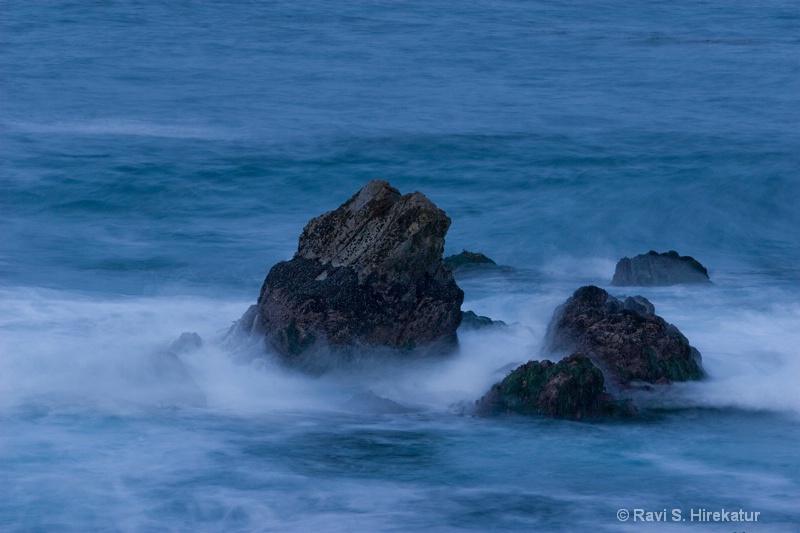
[684,304,800,415]
[2,283,798,417]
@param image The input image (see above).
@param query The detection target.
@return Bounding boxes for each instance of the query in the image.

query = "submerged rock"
[240,180,463,369]
[443,250,497,272]
[168,332,203,355]
[342,390,419,415]
[140,332,207,408]
[475,353,633,420]
[611,250,710,286]
[149,353,206,407]
[545,285,704,385]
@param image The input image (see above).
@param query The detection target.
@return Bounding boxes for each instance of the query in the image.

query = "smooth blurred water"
[1,1,799,531]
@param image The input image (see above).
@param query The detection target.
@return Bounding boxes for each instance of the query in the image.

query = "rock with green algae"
[475,353,634,420]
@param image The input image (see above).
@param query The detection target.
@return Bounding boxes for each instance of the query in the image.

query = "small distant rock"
[545,285,704,385]
[611,250,710,286]
[443,250,497,272]
[460,310,507,330]
[475,353,634,420]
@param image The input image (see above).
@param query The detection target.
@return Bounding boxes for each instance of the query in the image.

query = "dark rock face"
[254,180,464,366]
[443,250,497,271]
[545,285,704,385]
[475,353,633,420]
[611,250,710,286]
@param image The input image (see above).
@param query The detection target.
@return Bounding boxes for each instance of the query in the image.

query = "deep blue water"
[1,1,799,531]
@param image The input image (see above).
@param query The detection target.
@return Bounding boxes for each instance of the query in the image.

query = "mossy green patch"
[486,354,619,420]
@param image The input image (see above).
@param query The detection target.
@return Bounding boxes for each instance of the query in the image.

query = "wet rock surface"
[611,250,711,286]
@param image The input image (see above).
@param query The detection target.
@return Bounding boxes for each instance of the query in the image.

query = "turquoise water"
[1,1,799,531]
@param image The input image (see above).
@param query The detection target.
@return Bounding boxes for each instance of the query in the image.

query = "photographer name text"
[616,508,760,523]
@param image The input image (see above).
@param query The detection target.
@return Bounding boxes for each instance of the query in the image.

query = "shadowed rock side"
[611,250,711,286]
[545,286,704,386]
[248,180,463,368]
[475,354,634,420]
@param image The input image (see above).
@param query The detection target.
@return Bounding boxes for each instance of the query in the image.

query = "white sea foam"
[679,303,800,415]
[1,281,798,417]
[0,287,250,413]
[540,255,617,284]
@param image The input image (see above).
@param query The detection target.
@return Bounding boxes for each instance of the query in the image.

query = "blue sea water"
[1,1,799,531]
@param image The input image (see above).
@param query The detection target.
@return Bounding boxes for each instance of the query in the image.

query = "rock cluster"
[227,181,710,421]
[242,180,464,368]
[611,250,710,286]
[476,285,704,420]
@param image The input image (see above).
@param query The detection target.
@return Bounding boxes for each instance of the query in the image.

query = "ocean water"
[2,1,799,531]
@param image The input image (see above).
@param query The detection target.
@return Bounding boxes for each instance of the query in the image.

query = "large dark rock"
[545,285,704,386]
[249,180,464,367]
[475,353,633,420]
[611,250,710,286]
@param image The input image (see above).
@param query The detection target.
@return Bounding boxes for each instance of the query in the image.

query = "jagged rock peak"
[295,180,451,283]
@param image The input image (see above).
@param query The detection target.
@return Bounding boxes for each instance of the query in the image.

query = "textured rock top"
[296,180,451,283]
[611,250,710,286]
